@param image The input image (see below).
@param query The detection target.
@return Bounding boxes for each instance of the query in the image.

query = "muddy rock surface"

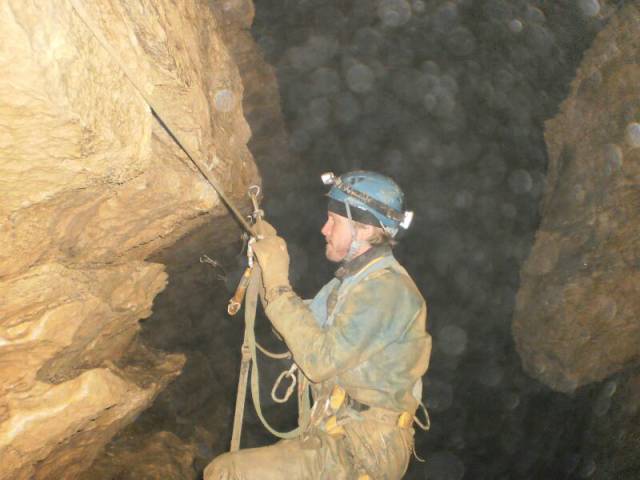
[0,1,258,478]
[513,3,640,394]
[81,0,299,476]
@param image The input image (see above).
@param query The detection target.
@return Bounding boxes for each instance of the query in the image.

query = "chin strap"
[344,202,366,262]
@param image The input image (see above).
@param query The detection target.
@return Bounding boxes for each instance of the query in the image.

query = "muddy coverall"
[205,246,431,479]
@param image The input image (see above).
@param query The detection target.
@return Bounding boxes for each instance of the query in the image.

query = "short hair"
[355,222,397,247]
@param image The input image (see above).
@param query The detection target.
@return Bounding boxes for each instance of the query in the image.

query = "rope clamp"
[227,266,252,316]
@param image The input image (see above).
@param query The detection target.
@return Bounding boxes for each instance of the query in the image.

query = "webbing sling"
[230,265,310,451]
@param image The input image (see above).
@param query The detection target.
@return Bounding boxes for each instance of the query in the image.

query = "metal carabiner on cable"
[227,185,263,316]
[248,185,264,224]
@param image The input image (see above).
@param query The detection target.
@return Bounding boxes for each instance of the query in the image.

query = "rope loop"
[413,401,431,431]
[256,342,291,360]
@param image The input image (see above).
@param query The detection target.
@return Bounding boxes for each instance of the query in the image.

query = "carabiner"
[271,364,298,403]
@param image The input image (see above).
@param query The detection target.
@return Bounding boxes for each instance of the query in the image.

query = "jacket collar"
[335,245,392,280]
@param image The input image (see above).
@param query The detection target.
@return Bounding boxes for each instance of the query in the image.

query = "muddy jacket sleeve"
[264,269,422,383]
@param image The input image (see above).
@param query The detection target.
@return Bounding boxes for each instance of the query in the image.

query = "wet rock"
[513,4,640,392]
[0,262,185,480]
[0,0,258,478]
[0,1,256,276]
[76,1,295,476]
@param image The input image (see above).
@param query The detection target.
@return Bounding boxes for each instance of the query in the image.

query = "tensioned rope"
[68,1,309,451]
[68,0,255,236]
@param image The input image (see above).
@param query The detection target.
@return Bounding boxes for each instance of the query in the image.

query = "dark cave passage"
[245,1,604,478]
[87,1,625,479]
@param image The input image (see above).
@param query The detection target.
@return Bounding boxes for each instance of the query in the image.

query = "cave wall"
[513,2,640,393]
[0,1,258,478]
[513,4,640,477]
[80,1,300,476]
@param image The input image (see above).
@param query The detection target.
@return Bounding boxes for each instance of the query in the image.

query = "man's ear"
[357,224,376,242]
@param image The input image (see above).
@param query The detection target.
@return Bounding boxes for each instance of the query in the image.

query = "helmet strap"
[383,225,399,238]
[344,202,365,262]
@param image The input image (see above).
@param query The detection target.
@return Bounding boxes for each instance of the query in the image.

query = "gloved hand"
[251,234,291,298]
[255,219,277,239]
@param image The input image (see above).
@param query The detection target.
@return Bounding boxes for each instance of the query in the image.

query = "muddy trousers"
[203,418,413,480]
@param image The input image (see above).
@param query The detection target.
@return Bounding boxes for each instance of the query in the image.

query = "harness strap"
[323,385,429,430]
[297,368,311,431]
[230,340,251,452]
[246,266,304,441]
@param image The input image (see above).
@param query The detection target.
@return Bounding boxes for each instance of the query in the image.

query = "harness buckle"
[324,415,346,437]
[329,384,347,412]
[397,411,413,429]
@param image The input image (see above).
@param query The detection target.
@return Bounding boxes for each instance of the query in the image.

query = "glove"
[255,219,277,239]
[251,234,291,300]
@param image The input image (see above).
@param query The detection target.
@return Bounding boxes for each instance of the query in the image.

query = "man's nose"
[321,220,330,236]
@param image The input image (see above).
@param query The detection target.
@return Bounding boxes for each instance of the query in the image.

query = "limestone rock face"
[78,1,297,476]
[0,0,258,478]
[513,4,640,393]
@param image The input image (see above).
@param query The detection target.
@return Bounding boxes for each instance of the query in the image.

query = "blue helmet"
[321,171,413,237]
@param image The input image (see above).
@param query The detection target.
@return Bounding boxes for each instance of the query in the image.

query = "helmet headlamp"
[321,171,413,233]
[400,211,414,229]
[321,172,336,185]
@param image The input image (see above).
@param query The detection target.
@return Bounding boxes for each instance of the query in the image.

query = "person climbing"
[204,171,432,480]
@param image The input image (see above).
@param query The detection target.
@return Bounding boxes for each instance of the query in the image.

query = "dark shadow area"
[247,1,609,479]
[137,213,301,468]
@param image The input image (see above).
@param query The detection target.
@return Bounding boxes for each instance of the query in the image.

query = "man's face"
[321,211,377,262]
[321,212,354,262]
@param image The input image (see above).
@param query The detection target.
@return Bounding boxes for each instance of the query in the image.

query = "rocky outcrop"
[81,218,248,479]
[79,1,298,476]
[513,3,640,393]
[0,0,258,478]
[211,0,296,211]
[513,6,640,478]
